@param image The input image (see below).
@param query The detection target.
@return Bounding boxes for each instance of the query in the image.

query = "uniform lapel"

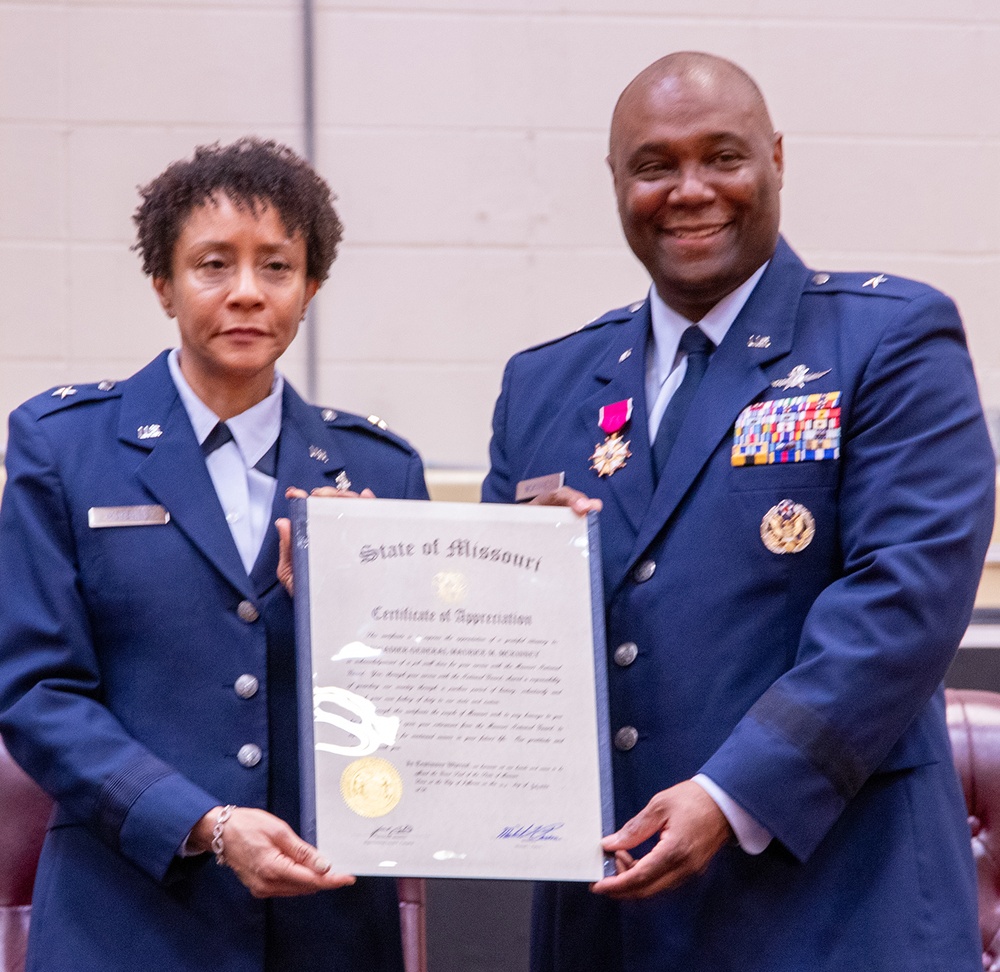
[626,240,811,573]
[121,353,255,600]
[574,305,654,539]
[249,384,343,596]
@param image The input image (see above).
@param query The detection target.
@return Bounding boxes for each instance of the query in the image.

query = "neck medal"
[590,398,633,477]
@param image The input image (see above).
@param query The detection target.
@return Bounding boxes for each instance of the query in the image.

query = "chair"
[0,736,50,972]
[946,688,1000,972]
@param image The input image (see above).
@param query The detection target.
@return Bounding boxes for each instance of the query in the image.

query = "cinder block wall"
[2,1,998,471]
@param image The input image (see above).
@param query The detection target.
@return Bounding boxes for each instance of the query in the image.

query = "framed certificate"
[291,497,614,881]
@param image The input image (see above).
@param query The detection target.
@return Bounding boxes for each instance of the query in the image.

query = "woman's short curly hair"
[132,137,343,283]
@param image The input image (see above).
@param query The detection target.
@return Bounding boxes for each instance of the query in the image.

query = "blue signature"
[496,823,564,841]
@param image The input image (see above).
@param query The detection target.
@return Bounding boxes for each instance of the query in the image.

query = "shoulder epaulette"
[804,271,931,300]
[316,407,417,454]
[25,378,123,419]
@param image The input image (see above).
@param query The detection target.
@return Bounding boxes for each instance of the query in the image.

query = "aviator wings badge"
[771,365,831,391]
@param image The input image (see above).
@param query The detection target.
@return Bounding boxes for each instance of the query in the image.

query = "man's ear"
[772,133,784,188]
[152,277,175,318]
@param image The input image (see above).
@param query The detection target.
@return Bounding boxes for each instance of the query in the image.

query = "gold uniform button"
[614,726,639,751]
[614,642,638,667]
[237,744,262,768]
[234,674,259,699]
[632,560,656,583]
[237,600,259,623]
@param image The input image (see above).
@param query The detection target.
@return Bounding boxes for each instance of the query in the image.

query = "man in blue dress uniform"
[483,52,995,971]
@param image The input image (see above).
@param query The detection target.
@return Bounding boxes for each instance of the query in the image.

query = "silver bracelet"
[211,805,237,866]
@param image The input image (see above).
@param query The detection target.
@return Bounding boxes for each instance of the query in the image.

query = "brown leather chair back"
[0,735,51,972]
[946,688,1000,972]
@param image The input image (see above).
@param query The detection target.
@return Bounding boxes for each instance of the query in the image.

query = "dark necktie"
[201,421,279,478]
[201,421,234,457]
[651,326,715,479]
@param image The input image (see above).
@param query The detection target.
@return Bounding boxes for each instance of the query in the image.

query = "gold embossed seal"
[340,756,403,818]
[760,499,815,554]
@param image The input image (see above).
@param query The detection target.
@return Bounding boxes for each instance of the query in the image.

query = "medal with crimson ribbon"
[589,398,633,477]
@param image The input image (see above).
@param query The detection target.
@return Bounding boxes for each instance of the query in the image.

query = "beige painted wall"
[2,1,998,471]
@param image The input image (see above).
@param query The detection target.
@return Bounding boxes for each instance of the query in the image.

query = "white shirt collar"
[167,348,284,469]
[647,261,769,388]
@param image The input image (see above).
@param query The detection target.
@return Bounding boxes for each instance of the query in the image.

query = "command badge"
[760,499,815,554]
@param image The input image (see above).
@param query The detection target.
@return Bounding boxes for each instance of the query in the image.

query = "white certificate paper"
[292,498,614,881]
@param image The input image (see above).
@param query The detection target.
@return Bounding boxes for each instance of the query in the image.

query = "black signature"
[496,823,563,841]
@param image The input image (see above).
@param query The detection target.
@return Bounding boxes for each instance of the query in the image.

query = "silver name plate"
[88,505,170,528]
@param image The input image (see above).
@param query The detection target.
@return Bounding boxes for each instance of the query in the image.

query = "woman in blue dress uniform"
[0,138,426,972]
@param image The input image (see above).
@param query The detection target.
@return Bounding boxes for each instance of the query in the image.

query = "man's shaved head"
[607,52,783,320]
[610,52,774,159]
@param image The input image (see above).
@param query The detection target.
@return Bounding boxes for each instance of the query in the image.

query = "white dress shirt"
[167,349,283,575]
[642,267,773,855]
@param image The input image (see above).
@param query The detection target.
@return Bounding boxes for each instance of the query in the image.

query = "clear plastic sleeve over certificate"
[291,498,614,881]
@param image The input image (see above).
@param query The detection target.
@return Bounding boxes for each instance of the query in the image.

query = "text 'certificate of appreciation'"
[292,498,614,882]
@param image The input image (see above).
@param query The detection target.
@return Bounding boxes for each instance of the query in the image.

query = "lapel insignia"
[136,424,162,440]
[590,398,633,477]
[760,499,815,554]
[747,334,771,349]
[771,365,830,390]
[862,274,888,289]
[335,470,352,491]
[618,348,632,363]
[367,414,388,431]
[52,386,77,400]
[309,445,330,464]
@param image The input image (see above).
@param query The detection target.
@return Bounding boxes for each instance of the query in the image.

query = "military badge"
[590,398,633,477]
[760,499,815,554]
[771,365,831,391]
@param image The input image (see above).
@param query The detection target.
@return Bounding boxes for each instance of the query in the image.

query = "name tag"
[88,505,170,528]
[515,472,565,503]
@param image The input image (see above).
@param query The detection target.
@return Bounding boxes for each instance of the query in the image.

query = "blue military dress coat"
[0,351,427,972]
[482,239,995,972]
